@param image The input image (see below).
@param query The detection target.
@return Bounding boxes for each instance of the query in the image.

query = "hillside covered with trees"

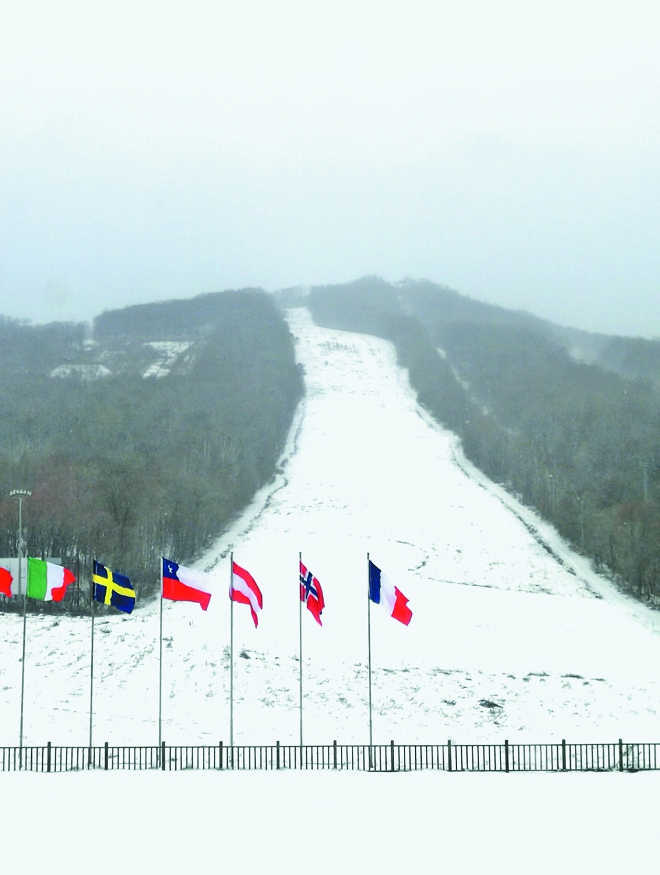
[307,277,660,604]
[4,275,660,612]
[0,290,303,608]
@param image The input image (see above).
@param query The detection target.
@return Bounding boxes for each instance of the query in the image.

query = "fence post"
[333,740,337,770]
[46,741,51,773]
[390,739,395,772]
[161,741,166,771]
[276,740,280,771]
[447,739,452,772]
[504,740,509,773]
[619,738,624,772]
[104,741,109,771]
[219,741,223,771]
[562,739,567,772]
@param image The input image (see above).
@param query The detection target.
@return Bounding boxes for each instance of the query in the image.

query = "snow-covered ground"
[5,306,660,748]
[3,307,660,872]
[3,768,658,875]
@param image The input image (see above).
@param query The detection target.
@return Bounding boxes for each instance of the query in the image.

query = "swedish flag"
[93,560,136,614]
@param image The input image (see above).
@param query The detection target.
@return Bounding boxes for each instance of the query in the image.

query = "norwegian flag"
[299,559,325,626]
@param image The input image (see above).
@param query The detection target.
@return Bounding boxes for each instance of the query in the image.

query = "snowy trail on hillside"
[2,307,660,748]
[193,307,660,743]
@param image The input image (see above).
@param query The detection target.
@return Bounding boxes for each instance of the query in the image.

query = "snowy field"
[2,307,660,871]
[3,307,660,747]
[4,768,659,875]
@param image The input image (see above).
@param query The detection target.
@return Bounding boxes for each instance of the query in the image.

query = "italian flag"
[27,558,76,602]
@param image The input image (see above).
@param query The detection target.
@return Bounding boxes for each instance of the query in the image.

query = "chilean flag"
[162,557,214,611]
[230,560,263,627]
[300,559,325,625]
[368,559,412,625]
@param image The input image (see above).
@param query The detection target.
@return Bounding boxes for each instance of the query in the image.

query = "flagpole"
[158,561,164,751]
[89,569,96,758]
[298,552,303,750]
[229,551,234,749]
[367,552,373,760]
[10,489,32,763]
[19,564,27,761]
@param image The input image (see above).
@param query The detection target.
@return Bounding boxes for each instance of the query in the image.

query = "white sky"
[1,1,659,335]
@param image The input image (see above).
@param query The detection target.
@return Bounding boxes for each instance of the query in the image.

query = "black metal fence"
[1,739,659,772]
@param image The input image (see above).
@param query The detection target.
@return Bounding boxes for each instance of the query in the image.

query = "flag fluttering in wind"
[27,558,76,602]
[299,559,325,625]
[0,565,13,598]
[93,561,136,614]
[230,561,263,627]
[368,559,412,625]
[162,557,214,611]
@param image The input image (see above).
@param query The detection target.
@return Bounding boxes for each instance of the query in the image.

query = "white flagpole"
[299,552,303,750]
[19,558,27,760]
[229,551,234,749]
[10,488,31,761]
[367,552,373,757]
[158,560,164,750]
[89,571,96,756]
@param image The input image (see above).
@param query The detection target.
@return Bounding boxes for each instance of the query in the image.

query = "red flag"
[162,557,214,611]
[230,561,263,627]
[0,565,13,598]
[300,559,325,625]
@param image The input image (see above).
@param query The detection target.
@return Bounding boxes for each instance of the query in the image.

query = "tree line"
[0,290,303,611]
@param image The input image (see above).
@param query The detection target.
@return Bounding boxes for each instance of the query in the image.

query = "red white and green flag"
[27,558,76,602]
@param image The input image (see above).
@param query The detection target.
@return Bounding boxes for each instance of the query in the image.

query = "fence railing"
[1,739,658,773]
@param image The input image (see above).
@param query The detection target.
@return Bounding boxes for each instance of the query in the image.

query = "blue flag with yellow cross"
[92,560,136,614]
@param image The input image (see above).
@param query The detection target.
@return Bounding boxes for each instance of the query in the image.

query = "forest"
[4,276,660,613]
[307,277,660,604]
[0,290,303,610]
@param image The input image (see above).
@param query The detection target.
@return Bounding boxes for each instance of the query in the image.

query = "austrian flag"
[300,559,325,625]
[230,561,263,627]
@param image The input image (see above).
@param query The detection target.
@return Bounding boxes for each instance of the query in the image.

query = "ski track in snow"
[2,306,660,747]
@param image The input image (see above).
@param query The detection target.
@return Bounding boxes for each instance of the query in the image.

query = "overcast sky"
[1,1,658,336]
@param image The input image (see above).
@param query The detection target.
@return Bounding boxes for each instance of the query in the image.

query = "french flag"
[230,560,263,627]
[368,559,412,625]
[162,557,214,611]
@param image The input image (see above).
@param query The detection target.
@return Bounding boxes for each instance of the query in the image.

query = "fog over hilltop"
[1,2,659,337]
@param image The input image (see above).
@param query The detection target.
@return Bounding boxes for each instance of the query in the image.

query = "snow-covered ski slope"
[2,306,660,747]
